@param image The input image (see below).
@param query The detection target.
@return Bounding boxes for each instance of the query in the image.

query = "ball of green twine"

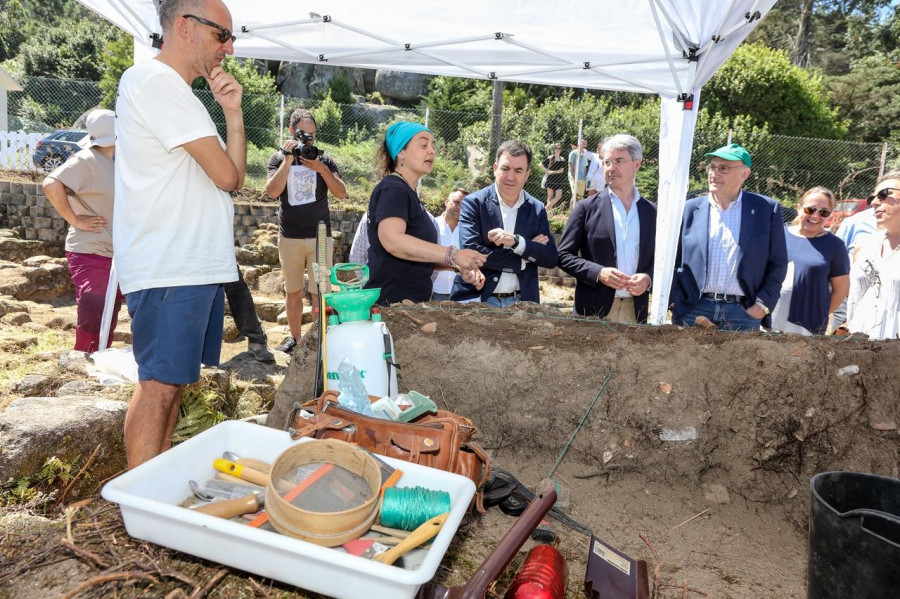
[380,486,451,531]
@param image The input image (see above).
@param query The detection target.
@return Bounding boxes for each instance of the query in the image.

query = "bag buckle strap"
[289,414,348,440]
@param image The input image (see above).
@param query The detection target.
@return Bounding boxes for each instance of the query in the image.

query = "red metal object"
[417,479,558,599]
[826,198,868,231]
[505,544,568,599]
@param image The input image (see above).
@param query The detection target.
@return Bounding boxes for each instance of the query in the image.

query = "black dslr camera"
[291,130,323,161]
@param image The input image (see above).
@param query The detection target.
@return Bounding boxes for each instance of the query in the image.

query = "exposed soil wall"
[269,303,899,598]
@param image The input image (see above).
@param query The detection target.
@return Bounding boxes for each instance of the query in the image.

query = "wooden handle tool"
[375,513,449,566]
[192,493,264,519]
[213,458,269,486]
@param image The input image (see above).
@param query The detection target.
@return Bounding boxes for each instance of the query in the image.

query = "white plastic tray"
[101,420,476,599]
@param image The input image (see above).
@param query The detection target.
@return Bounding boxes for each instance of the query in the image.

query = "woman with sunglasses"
[847,173,900,339]
[771,187,850,335]
[364,121,487,305]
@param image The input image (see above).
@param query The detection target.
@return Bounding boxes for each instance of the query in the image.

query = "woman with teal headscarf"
[364,121,486,305]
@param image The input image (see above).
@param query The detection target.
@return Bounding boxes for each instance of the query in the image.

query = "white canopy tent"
[75,0,777,324]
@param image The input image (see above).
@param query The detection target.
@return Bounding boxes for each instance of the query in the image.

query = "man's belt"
[702,292,743,303]
[492,291,520,299]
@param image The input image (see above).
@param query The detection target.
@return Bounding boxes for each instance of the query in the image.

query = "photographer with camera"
[266,109,347,354]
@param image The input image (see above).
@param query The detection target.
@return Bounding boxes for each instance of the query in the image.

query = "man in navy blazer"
[451,140,558,305]
[558,134,657,322]
[670,143,787,330]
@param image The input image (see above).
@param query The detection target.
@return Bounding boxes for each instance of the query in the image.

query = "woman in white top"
[847,172,900,339]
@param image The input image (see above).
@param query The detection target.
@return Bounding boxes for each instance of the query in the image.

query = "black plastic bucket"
[808,471,900,599]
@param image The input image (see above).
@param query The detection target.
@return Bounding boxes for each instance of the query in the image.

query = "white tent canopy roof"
[77,0,774,98]
[75,0,777,325]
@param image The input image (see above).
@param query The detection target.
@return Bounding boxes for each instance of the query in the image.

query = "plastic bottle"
[336,358,375,416]
[504,544,568,599]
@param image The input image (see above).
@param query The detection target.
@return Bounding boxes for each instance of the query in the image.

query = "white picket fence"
[0,130,44,170]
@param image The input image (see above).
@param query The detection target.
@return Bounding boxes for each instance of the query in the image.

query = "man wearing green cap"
[670,143,787,331]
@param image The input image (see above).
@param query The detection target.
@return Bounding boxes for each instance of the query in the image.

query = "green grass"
[0,329,70,394]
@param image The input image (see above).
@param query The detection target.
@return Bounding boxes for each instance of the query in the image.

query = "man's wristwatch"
[754,299,770,315]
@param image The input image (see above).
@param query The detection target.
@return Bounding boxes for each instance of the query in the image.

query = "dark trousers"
[223,268,267,345]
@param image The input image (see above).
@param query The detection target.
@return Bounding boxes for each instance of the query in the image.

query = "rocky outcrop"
[374,70,432,103]
[0,236,64,263]
[0,396,127,489]
[0,256,73,299]
[276,63,368,99]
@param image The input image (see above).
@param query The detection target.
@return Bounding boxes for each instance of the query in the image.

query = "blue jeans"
[673,296,762,331]
[485,293,521,308]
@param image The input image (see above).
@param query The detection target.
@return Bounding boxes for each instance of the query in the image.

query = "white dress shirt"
[432,213,460,294]
[610,188,641,298]
[493,184,527,294]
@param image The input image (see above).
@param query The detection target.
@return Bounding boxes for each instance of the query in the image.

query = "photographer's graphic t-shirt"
[266,152,341,238]
[287,165,317,206]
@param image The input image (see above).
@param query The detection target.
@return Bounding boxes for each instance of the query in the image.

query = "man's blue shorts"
[126,284,225,385]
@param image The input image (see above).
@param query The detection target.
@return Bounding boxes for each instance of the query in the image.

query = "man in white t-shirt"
[114,0,246,469]
[585,141,606,196]
[432,188,468,300]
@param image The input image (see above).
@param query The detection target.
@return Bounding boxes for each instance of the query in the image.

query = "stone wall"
[0,181,367,261]
[0,180,572,284]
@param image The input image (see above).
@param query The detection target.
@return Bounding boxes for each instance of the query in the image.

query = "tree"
[421,76,491,144]
[98,31,133,109]
[828,54,900,142]
[0,0,29,61]
[193,57,279,148]
[703,43,847,139]
[20,18,118,79]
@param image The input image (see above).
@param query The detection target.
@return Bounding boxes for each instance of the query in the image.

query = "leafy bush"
[193,57,279,148]
[313,91,344,145]
[703,43,848,139]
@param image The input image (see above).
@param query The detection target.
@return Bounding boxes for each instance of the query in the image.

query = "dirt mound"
[271,302,899,598]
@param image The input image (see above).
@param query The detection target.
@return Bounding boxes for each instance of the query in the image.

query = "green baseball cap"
[705,143,751,168]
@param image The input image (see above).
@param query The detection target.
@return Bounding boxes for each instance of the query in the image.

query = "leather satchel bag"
[286,390,491,512]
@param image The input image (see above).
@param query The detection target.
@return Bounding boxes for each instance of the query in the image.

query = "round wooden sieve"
[265,439,382,547]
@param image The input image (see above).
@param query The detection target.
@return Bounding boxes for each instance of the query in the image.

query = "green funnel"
[324,287,380,323]
[324,263,380,323]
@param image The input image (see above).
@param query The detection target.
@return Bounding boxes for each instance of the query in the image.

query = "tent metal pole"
[279,94,285,148]
[241,17,323,32]
[490,81,503,160]
[243,30,320,60]
[648,0,693,54]
[572,118,583,215]
[320,17,489,78]
[322,34,498,61]
[648,0,684,97]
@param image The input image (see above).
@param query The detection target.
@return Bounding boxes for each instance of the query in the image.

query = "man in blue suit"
[558,134,657,322]
[671,143,788,330]
[451,140,558,306]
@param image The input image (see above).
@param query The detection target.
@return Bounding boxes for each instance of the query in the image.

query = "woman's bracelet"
[446,245,460,270]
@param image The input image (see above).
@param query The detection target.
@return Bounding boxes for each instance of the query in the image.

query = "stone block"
[24,229,37,240]
[0,396,127,485]
[33,217,52,229]
[37,229,59,242]
[12,193,26,206]
[242,215,255,227]
[0,181,10,192]
[10,183,23,195]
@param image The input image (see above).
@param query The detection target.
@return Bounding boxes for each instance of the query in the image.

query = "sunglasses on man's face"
[182,14,236,43]
[868,187,900,205]
[802,206,832,218]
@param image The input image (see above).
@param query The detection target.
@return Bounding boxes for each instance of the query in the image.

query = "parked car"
[826,198,868,231]
[32,130,88,172]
